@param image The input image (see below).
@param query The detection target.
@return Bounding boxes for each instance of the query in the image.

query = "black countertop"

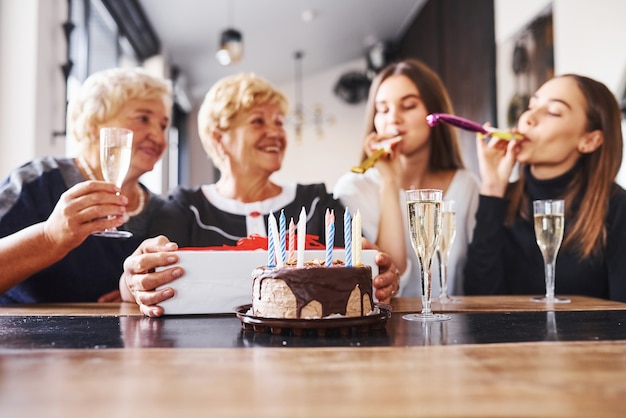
[1,310,624,349]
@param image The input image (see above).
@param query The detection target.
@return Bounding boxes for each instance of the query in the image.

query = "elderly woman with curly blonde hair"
[0,67,172,303]
[120,73,401,316]
[150,72,344,247]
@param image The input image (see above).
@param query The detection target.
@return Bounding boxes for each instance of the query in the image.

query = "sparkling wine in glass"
[404,189,450,322]
[532,199,569,303]
[437,200,459,303]
[92,127,133,238]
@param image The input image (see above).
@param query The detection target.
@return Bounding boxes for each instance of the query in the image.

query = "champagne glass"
[404,189,451,322]
[437,200,459,303]
[532,199,570,303]
[92,127,133,238]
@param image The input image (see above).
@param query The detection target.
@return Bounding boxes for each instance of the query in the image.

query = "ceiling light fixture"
[216,1,243,66]
[216,28,243,66]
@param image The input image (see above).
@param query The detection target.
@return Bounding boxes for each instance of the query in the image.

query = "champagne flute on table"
[404,189,451,322]
[437,200,459,303]
[532,199,570,303]
[92,127,133,238]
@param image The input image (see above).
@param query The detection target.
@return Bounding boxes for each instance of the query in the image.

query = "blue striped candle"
[279,210,287,264]
[344,208,352,267]
[353,209,362,265]
[269,211,283,267]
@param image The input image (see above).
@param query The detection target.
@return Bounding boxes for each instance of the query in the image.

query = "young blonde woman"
[464,74,626,302]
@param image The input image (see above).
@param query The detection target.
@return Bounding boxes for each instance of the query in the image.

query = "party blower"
[426,113,524,141]
[351,135,403,174]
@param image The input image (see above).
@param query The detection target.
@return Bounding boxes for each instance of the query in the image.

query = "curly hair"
[197,73,289,169]
[66,67,172,146]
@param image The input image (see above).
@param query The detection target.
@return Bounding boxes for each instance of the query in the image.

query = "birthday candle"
[353,209,362,265]
[279,210,287,264]
[267,215,276,267]
[325,209,335,267]
[269,212,283,267]
[344,208,352,267]
[297,207,306,267]
[288,218,295,262]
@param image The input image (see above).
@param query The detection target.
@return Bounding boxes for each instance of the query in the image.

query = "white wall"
[495,0,626,186]
[273,59,368,191]
[496,0,626,103]
[0,0,66,179]
[182,58,369,193]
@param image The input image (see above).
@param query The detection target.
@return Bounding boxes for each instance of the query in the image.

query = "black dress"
[149,183,347,248]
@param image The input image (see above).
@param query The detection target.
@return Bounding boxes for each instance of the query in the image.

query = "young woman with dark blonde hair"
[334,59,480,297]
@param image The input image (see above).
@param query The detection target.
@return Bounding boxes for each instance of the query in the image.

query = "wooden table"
[1,296,625,417]
[392,294,626,313]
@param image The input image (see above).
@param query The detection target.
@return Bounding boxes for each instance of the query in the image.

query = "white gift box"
[158,249,378,315]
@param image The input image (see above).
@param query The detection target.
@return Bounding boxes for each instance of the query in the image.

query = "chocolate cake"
[251,261,374,319]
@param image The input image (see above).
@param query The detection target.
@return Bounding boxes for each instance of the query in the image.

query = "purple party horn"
[426,113,524,140]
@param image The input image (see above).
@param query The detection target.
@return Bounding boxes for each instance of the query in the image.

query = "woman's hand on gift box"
[119,235,183,317]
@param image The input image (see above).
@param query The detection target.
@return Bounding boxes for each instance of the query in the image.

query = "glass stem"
[421,256,433,315]
[545,260,556,300]
[439,251,448,298]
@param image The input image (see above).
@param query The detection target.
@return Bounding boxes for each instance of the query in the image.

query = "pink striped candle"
[288,218,295,262]
[344,208,352,267]
[267,215,276,267]
[325,209,335,267]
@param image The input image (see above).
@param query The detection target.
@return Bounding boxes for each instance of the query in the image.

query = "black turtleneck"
[464,165,626,303]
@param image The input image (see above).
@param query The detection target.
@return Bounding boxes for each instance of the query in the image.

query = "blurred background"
[1,0,625,194]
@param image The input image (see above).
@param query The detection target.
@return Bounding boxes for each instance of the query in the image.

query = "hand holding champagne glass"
[532,199,570,303]
[404,189,451,322]
[437,200,458,303]
[92,127,133,238]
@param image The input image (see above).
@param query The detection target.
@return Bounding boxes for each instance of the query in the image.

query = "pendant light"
[216,1,243,66]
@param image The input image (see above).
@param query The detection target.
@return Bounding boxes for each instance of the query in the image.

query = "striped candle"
[297,207,306,267]
[267,215,276,267]
[288,218,295,262]
[352,209,362,265]
[325,209,335,267]
[279,209,287,264]
[344,208,352,267]
[269,212,283,267]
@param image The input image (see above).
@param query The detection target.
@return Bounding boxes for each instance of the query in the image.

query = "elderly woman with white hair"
[120,73,401,316]
[0,67,172,303]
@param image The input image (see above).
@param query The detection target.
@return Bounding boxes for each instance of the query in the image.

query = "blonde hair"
[66,67,173,145]
[197,73,289,169]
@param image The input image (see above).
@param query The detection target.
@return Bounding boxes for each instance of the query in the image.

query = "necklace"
[127,185,146,217]
[76,156,145,217]
[77,156,98,181]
